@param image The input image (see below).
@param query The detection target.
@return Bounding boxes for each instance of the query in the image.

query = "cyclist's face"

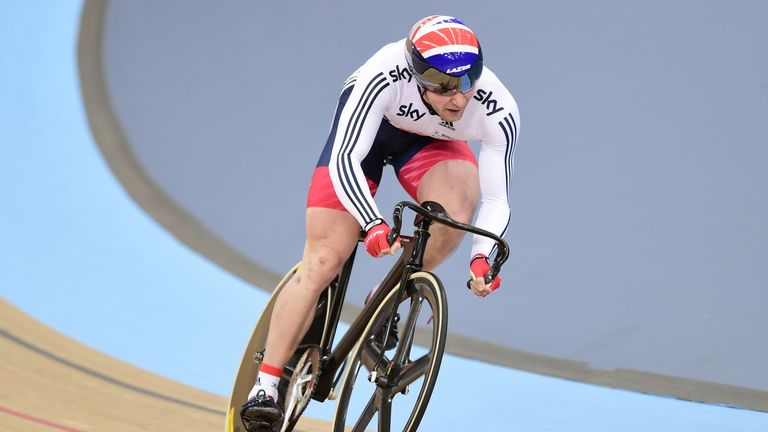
[424,88,474,122]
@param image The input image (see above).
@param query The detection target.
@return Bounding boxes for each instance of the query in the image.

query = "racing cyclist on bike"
[241,15,520,431]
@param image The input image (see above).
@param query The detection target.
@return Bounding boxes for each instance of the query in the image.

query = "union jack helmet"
[405,15,483,95]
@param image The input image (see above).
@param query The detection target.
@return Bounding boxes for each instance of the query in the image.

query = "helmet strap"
[417,85,438,116]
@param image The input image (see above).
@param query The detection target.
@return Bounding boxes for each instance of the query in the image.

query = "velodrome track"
[1,301,766,432]
[2,296,767,432]
[0,298,331,432]
[2,2,768,432]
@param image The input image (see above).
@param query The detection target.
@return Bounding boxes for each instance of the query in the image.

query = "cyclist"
[241,15,520,431]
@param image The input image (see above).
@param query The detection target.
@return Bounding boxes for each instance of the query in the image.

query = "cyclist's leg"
[242,208,359,431]
[261,207,359,374]
[418,159,479,269]
[257,78,386,389]
[254,147,384,395]
[397,140,479,270]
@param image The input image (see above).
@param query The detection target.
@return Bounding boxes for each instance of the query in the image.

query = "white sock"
[248,371,280,402]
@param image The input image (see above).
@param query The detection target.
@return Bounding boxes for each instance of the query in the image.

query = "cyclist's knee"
[447,200,476,225]
[431,199,475,250]
[300,245,346,290]
[431,225,464,255]
[421,225,466,271]
[298,208,360,290]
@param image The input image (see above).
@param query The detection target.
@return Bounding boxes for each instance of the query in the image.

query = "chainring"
[280,346,321,432]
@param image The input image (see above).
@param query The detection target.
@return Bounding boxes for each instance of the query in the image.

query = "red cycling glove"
[364,221,394,257]
[470,254,501,291]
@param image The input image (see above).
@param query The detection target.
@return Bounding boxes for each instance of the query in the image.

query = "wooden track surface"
[0,298,330,432]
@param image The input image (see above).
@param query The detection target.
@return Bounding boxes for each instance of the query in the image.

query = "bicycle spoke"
[334,275,447,432]
[391,354,430,394]
[393,292,424,365]
[352,391,379,432]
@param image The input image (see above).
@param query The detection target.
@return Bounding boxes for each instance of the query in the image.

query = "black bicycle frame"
[308,200,509,401]
[311,241,414,401]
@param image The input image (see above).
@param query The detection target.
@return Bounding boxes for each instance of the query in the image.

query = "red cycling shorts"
[307,139,477,211]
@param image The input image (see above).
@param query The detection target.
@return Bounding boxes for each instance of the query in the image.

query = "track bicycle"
[226,200,509,432]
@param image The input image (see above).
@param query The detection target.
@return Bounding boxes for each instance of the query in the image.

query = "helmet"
[405,15,483,95]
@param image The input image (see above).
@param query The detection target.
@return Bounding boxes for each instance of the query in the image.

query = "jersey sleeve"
[472,95,520,259]
[328,62,394,231]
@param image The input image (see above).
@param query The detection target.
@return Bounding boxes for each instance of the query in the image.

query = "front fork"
[369,217,433,389]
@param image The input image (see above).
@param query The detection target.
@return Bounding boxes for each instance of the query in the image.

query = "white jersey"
[328,39,520,258]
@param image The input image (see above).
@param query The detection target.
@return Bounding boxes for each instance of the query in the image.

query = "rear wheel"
[332,272,447,432]
[227,264,334,432]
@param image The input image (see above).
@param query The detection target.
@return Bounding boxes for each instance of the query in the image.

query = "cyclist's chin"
[438,108,464,122]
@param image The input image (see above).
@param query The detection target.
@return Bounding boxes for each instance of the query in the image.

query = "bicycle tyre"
[226,263,332,432]
[332,272,448,432]
[227,264,298,432]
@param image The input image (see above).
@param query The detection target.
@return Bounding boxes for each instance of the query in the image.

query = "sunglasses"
[406,39,483,95]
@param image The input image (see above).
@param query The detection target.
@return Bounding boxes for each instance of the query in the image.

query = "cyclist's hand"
[468,253,501,297]
[364,221,401,257]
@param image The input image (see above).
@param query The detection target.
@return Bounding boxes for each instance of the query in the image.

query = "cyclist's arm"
[472,98,520,259]
[328,68,394,231]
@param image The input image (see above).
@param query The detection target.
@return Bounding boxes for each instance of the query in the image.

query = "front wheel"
[332,272,448,432]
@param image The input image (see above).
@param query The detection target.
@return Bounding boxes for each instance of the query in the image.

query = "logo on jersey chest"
[439,120,455,131]
[389,65,413,83]
[397,102,425,121]
[473,89,505,116]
